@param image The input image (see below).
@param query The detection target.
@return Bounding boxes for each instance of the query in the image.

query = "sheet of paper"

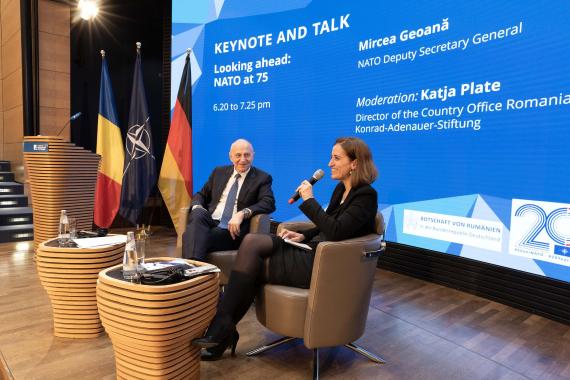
[283,238,312,251]
[72,235,127,249]
[141,260,190,272]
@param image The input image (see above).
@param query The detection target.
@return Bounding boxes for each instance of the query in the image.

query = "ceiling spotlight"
[78,0,99,20]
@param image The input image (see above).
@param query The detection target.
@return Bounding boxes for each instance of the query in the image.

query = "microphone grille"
[313,169,325,180]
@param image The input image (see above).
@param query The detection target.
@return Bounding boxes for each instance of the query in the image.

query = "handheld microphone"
[288,169,325,204]
[56,112,82,137]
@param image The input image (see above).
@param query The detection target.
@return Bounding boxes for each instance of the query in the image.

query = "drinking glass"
[68,217,78,240]
[135,233,146,267]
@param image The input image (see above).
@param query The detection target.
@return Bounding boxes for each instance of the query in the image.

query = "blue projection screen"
[171,1,570,282]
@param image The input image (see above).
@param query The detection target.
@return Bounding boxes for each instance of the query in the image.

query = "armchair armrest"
[250,214,271,234]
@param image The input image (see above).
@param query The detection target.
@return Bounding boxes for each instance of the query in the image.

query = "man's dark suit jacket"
[191,165,276,234]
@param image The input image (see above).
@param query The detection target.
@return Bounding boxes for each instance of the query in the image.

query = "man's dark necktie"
[218,173,241,229]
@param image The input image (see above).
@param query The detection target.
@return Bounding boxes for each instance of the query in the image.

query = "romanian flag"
[158,51,193,235]
[94,53,124,228]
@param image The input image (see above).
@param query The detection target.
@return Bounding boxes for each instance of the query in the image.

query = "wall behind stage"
[71,0,166,163]
[0,0,26,183]
[171,0,570,283]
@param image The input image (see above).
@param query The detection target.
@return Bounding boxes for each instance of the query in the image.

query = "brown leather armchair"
[176,207,271,285]
[246,214,386,379]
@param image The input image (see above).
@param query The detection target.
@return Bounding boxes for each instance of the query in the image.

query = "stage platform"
[1,227,570,379]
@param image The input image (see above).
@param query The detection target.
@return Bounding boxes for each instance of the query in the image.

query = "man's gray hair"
[230,138,254,153]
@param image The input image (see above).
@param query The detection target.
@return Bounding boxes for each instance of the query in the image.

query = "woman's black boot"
[192,312,235,348]
[227,271,259,324]
[200,330,240,361]
[192,271,257,359]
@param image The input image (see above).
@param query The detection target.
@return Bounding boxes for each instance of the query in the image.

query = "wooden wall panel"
[0,0,23,182]
[0,0,70,185]
[38,0,69,36]
[0,0,3,157]
[0,110,4,157]
[39,106,68,136]
[3,106,22,143]
[37,0,70,138]
[38,70,69,108]
[1,0,19,45]
[1,69,22,110]
[38,32,69,72]
[1,32,20,77]
[3,141,22,165]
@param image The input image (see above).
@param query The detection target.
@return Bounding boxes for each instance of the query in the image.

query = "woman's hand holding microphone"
[296,180,314,201]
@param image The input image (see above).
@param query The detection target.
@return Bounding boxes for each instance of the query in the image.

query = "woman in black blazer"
[193,137,379,360]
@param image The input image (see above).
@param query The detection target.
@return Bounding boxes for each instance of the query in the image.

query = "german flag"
[94,52,124,228]
[158,50,193,235]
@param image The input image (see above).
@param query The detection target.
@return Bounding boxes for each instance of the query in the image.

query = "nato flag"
[119,45,157,224]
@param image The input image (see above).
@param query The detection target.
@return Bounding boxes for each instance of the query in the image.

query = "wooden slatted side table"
[97,258,219,380]
[36,238,124,338]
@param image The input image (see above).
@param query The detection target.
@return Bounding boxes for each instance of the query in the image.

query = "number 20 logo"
[514,205,570,250]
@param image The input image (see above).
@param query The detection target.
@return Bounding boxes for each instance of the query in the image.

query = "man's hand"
[227,211,245,239]
[279,228,305,242]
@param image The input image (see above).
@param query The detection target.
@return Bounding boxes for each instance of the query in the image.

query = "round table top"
[39,235,126,252]
[98,257,219,293]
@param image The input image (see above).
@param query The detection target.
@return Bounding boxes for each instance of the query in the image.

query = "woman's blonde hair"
[335,137,378,187]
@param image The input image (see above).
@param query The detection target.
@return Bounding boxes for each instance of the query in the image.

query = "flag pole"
[136,41,153,234]
[96,49,106,236]
[97,48,106,237]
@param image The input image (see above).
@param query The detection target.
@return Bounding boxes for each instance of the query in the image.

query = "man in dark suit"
[182,139,275,260]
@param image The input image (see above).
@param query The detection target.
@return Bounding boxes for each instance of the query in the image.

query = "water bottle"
[58,210,70,245]
[122,231,139,281]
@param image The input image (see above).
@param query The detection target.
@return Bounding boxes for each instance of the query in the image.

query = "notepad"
[283,239,312,251]
[72,235,127,248]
